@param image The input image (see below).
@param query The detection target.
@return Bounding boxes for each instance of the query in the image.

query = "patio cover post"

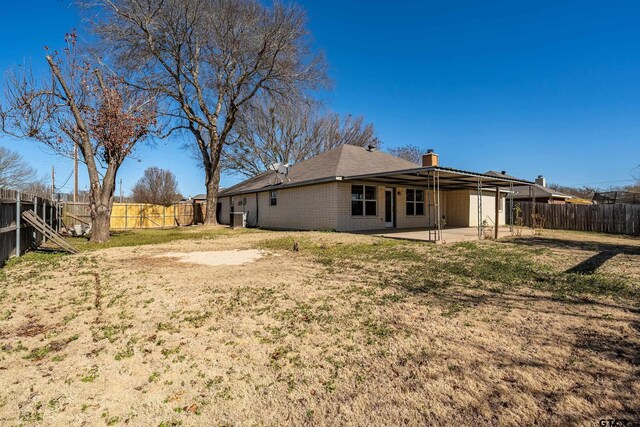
[426,172,431,239]
[436,170,442,241]
[509,182,514,232]
[494,186,500,239]
[477,176,482,239]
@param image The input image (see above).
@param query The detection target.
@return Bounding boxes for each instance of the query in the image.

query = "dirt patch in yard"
[157,249,266,266]
[0,229,638,426]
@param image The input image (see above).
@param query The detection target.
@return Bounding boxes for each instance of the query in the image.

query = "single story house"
[191,194,207,203]
[510,175,574,204]
[217,145,533,240]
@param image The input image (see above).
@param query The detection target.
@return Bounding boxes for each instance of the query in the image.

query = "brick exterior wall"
[219,182,340,230]
[219,181,505,231]
[256,183,339,230]
[336,182,385,231]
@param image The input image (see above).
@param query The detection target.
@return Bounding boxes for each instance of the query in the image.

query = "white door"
[384,189,394,227]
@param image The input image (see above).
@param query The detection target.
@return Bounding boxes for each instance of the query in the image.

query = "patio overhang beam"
[344,166,535,190]
[347,177,436,188]
[344,174,532,190]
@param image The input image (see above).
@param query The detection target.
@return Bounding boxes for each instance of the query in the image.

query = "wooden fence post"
[42,200,47,243]
[15,192,21,258]
[33,196,38,242]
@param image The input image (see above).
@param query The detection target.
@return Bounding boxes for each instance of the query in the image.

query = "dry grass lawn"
[0,227,638,426]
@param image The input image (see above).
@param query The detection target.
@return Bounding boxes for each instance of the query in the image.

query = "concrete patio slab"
[370,226,534,244]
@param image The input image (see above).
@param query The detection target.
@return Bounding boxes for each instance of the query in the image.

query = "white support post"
[477,177,482,239]
[435,171,441,241]
[494,186,500,240]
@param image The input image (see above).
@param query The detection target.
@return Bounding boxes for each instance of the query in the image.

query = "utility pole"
[119,179,123,203]
[74,143,78,202]
[51,165,55,200]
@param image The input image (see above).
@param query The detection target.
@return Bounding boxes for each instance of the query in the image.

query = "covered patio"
[370,226,534,244]
[345,165,535,242]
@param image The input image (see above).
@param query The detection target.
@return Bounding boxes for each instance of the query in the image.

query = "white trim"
[384,188,394,227]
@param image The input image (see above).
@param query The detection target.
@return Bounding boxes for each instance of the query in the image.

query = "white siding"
[469,190,506,227]
[218,197,230,225]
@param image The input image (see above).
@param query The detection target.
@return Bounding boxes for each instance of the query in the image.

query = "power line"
[54,169,74,191]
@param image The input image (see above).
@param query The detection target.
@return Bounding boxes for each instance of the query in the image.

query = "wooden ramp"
[22,210,80,254]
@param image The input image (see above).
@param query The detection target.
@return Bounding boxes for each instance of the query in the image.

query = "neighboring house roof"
[484,170,528,181]
[511,184,573,199]
[485,170,574,200]
[192,193,207,200]
[220,145,420,196]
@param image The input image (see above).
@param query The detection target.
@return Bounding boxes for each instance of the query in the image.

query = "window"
[351,185,377,216]
[270,191,277,206]
[406,189,425,216]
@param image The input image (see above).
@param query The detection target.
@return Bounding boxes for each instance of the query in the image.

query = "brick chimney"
[535,175,546,187]
[422,149,439,167]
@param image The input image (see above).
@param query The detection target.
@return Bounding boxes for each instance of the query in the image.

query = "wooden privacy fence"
[0,188,60,265]
[509,201,640,236]
[63,202,206,230]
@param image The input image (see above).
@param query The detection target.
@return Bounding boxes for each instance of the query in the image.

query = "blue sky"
[1,0,639,196]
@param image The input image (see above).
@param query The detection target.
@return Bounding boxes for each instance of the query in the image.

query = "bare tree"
[387,144,423,165]
[131,167,181,205]
[92,0,327,224]
[548,183,597,199]
[0,32,157,242]
[0,146,39,189]
[21,179,52,198]
[223,97,380,177]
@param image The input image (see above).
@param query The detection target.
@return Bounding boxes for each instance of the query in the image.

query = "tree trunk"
[91,204,111,243]
[88,164,118,243]
[204,165,220,225]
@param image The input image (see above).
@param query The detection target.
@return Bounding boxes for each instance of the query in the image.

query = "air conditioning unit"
[230,211,246,228]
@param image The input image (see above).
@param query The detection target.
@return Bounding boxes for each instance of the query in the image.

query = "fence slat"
[508,201,640,236]
[1,188,59,265]
[61,201,206,231]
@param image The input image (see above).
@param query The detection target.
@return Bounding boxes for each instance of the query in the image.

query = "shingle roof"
[219,145,421,196]
[484,171,573,199]
[511,184,573,199]
[485,170,523,181]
